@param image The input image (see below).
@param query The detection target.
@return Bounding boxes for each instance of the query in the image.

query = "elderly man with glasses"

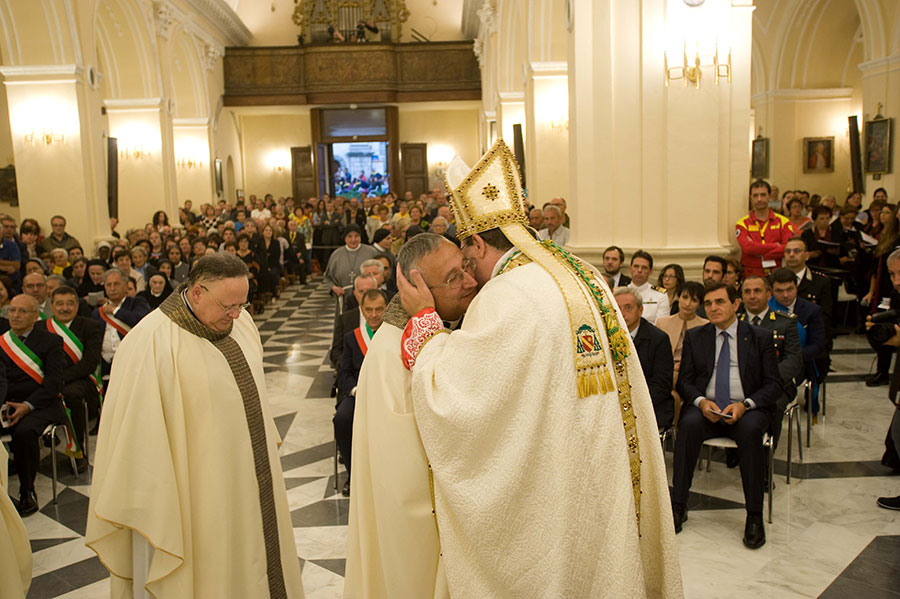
[86,254,305,599]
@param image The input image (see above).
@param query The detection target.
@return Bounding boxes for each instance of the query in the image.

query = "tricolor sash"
[0,330,44,384]
[99,307,131,337]
[353,322,375,356]
[0,330,82,457]
[46,318,104,403]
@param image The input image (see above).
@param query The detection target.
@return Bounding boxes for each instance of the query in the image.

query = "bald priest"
[86,254,304,598]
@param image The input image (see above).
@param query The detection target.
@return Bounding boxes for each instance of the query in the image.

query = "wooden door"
[291,146,316,201]
[400,143,428,198]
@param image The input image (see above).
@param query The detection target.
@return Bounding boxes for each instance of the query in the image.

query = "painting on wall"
[0,165,18,206]
[803,137,834,174]
[751,137,769,179]
[865,117,891,175]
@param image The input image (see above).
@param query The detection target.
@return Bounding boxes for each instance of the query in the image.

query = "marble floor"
[8,278,900,598]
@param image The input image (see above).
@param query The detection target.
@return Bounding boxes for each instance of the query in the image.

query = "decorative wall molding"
[181,0,253,46]
[202,43,223,71]
[750,87,854,103]
[0,64,84,84]
[223,42,480,105]
[153,1,176,39]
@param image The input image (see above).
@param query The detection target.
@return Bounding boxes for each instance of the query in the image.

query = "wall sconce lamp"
[550,119,569,131]
[273,164,286,173]
[119,147,150,161]
[665,45,731,88]
[24,129,65,146]
[177,158,203,169]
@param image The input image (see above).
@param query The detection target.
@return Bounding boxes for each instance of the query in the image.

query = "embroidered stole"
[159,288,288,599]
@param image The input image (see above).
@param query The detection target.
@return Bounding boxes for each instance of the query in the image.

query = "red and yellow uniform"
[735,210,796,276]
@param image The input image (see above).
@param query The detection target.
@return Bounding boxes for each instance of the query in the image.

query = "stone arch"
[167,26,209,119]
[94,0,161,99]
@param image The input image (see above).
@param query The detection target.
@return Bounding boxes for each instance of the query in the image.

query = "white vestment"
[344,306,449,599]
[0,442,31,598]
[85,303,304,599]
[410,260,683,598]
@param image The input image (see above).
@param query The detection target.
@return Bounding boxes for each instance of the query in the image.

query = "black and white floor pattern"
[7,278,900,598]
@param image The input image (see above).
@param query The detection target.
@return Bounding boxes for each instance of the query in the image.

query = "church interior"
[1,0,900,597]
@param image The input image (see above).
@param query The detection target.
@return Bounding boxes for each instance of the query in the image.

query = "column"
[524,61,569,206]
[1,65,109,247]
[105,98,178,230]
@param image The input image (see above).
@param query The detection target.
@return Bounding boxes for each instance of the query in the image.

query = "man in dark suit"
[283,219,307,285]
[48,285,103,473]
[0,294,66,515]
[672,282,782,549]
[614,287,674,428]
[738,275,804,445]
[782,237,834,327]
[333,289,387,496]
[602,246,631,287]
[91,269,151,386]
[330,275,378,369]
[770,268,827,418]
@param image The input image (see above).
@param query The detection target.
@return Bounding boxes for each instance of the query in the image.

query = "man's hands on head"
[396,265,435,316]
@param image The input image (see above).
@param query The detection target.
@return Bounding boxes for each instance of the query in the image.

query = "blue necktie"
[715,331,731,411]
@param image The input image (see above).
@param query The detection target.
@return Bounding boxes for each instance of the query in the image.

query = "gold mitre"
[444,139,529,240]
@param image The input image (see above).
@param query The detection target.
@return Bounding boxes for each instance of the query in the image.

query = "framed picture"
[865,117,892,175]
[803,137,834,173]
[751,137,769,178]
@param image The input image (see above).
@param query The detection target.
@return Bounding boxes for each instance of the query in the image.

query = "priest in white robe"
[395,140,683,598]
[0,442,31,598]
[85,254,304,599]
[344,235,477,599]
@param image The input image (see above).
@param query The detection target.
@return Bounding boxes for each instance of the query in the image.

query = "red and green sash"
[0,330,44,384]
[46,318,104,403]
[0,330,82,458]
[99,307,131,337]
[353,322,375,356]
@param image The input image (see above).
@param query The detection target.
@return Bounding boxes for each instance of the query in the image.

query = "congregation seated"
[538,204,569,246]
[333,288,387,496]
[330,275,378,370]
[671,282,782,549]
[47,285,103,473]
[738,276,803,446]
[91,269,151,388]
[602,245,631,287]
[657,263,685,316]
[613,286,674,429]
[627,249,669,324]
[39,215,81,254]
[0,294,66,516]
[21,272,50,317]
[656,281,708,425]
[770,268,827,417]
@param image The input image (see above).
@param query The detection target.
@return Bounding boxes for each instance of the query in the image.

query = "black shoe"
[725,448,740,469]
[73,457,89,474]
[342,479,350,497]
[876,495,900,510]
[743,513,766,549]
[16,490,38,517]
[866,372,890,387]
[672,503,687,533]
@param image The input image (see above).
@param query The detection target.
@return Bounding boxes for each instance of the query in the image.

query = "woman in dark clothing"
[138,272,173,310]
[261,224,284,298]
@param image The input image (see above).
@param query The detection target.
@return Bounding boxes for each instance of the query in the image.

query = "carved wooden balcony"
[223,41,481,105]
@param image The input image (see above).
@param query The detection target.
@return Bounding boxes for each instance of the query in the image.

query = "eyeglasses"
[200,284,250,315]
[428,258,476,290]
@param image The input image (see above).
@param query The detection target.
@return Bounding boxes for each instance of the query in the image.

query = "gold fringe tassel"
[578,367,616,398]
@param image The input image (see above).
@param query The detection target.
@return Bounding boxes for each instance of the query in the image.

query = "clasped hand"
[699,398,745,424]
